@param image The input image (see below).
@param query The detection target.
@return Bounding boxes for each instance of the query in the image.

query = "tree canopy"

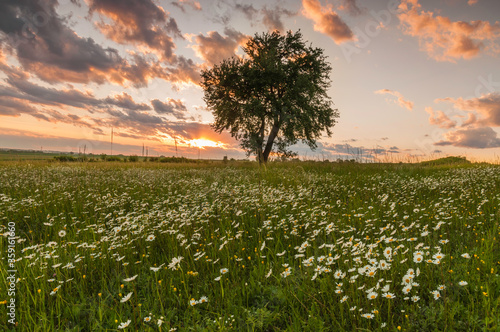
[201,30,339,163]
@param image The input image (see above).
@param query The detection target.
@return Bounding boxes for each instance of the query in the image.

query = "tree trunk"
[256,117,266,164]
[262,122,280,163]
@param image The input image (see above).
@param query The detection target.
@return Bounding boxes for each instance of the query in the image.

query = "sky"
[1,0,500,162]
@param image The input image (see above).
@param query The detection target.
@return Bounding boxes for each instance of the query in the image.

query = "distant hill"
[419,156,471,166]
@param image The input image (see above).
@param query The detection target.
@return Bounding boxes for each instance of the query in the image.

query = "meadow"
[0,161,499,331]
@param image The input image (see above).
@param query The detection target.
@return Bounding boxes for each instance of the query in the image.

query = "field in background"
[0,161,499,331]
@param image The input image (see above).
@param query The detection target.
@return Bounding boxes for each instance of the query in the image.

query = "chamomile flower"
[431,290,441,300]
[123,275,138,282]
[120,292,133,303]
[367,292,378,300]
[220,268,229,274]
[58,230,66,237]
[382,292,395,299]
[459,281,468,286]
[118,320,131,329]
[361,313,374,319]
[146,234,155,241]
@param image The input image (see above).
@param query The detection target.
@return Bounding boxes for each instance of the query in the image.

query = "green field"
[1,161,499,331]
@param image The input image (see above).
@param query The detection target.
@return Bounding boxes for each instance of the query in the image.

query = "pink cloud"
[302,0,354,44]
[398,0,500,62]
[425,107,456,128]
[436,92,500,127]
[375,89,414,110]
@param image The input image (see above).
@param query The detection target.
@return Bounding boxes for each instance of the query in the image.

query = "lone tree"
[201,30,339,163]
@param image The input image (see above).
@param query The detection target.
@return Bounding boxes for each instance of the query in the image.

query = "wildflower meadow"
[1,161,499,331]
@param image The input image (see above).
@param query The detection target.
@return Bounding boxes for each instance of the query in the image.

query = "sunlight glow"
[187,138,226,149]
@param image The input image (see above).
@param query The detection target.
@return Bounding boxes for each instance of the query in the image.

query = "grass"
[0,161,499,331]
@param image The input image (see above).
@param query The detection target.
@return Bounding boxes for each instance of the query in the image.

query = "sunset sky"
[1,0,500,161]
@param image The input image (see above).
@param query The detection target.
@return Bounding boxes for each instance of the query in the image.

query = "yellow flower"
[37,289,41,293]
[120,284,124,288]
[98,293,102,297]
[83,275,86,279]
[158,280,162,284]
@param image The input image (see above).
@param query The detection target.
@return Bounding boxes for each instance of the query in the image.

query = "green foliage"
[419,156,471,166]
[201,30,339,163]
[128,155,139,162]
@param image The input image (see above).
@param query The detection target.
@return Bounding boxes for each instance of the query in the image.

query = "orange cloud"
[436,92,500,127]
[190,28,248,66]
[425,107,456,128]
[375,89,414,110]
[302,0,354,44]
[398,0,500,62]
[87,0,182,62]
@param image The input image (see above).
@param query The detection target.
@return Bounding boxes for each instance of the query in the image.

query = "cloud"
[261,6,296,32]
[0,0,181,87]
[436,127,500,148]
[104,93,151,111]
[436,92,500,126]
[151,98,191,120]
[425,107,456,128]
[338,0,362,16]
[190,28,248,66]
[301,0,354,44]
[234,4,259,20]
[375,89,414,110]
[468,0,479,5]
[397,0,500,62]
[171,0,202,12]
[88,0,182,62]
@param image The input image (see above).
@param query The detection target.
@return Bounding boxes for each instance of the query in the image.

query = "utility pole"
[174,137,178,157]
[110,128,114,156]
[142,143,145,157]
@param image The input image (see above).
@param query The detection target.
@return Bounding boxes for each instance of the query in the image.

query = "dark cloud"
[0,94,49,120]
[436,127,500,148]
[88,0,182,62]
[234,4,258,20]
[104,93,151,111]
[261,6,295,32]
[151,98,190,120]
[0,0,181,86]
[4,75,101,109]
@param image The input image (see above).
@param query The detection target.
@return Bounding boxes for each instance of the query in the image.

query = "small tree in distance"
[201,30,339,163]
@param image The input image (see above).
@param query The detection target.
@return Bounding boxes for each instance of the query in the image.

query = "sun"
[188,138,226,149]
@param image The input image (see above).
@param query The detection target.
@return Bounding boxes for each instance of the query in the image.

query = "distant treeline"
[53,154,198,163]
